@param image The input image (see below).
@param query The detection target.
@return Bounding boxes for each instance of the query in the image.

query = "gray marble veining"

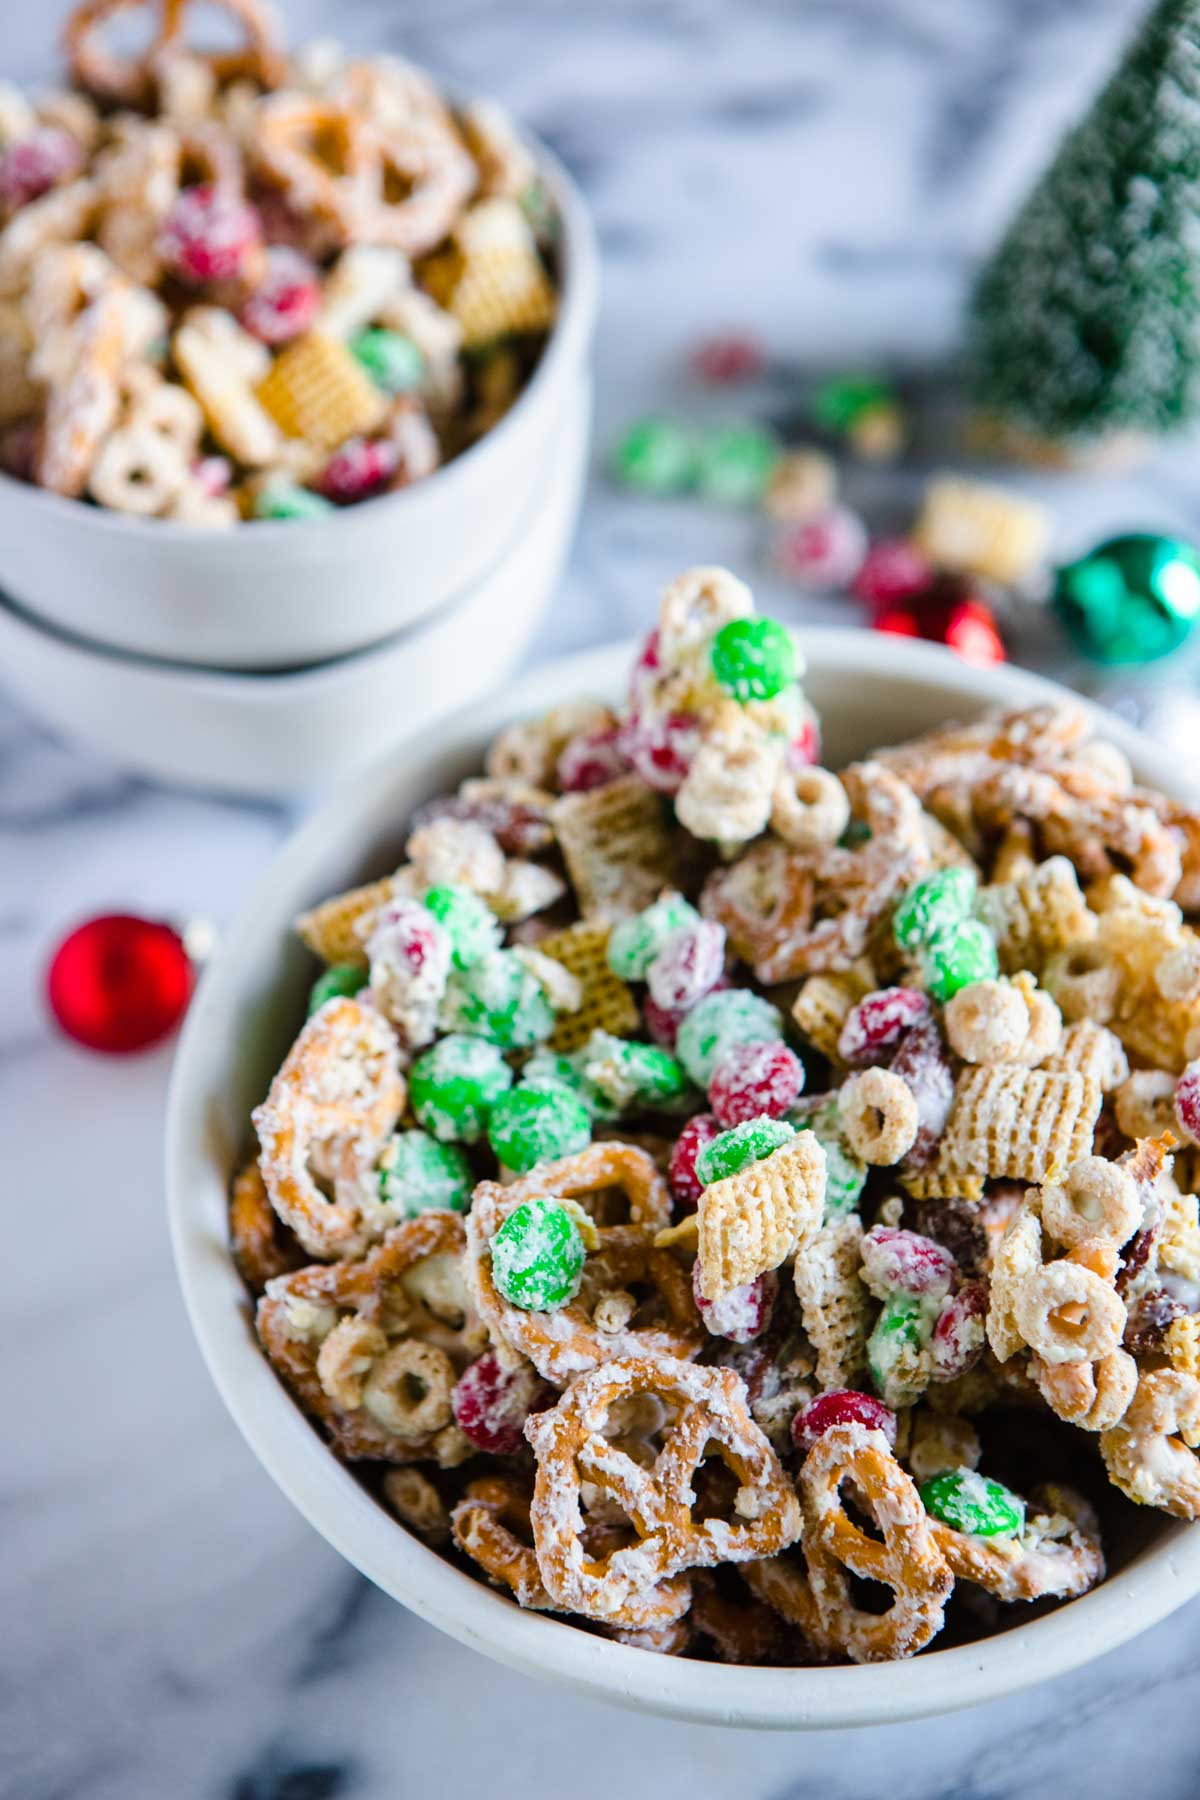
[6,2,1200,1796]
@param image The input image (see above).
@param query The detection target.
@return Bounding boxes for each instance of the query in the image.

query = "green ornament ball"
[490,1197,587,1311]
[1053,534,1200,665]
[710,616,797,703]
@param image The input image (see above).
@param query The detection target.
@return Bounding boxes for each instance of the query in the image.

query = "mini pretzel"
[467,1146,701,1383]
[451,1475,555,1610]
[255,89,475,257]
[800,1423,953,1662]
[739,1554,827,1650]
[930,1482,1104,1602]
[252,996,407,1260]
[227,1157,303,1290]
[63,0,286,107]
[256,1211,480,1462]
[1100,1368,1200,1518]
[525,1356,800,1624]
[688,1570,791,1665]
[701,762,930,984]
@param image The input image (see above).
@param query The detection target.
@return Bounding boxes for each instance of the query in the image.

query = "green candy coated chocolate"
[798,1100,866,1218]
[893,866,977,952]
[379,1130,473,1215]
[578,1030,692,1113]
[519,177,558,243]
[695,1116,795,1185]
[490,1198,586,1311]
[694,424,780,507]
[522,1049,617,1121]
[676,988,784,1088]
[608,892,699,982]
[867,1292,935,1408]
[307,961,367,1015]
[252,478,335,521]
[1053,533,1200,666]
[422,884,500,970]
[487,1084,593,1173]
[350,327,424,394]
[919,1468,1026,1539]
[922,918,999,1004]
[408,1033,513,1143]
[710,616,797,703]
[611,417,699,494]
[441,950,555,1049]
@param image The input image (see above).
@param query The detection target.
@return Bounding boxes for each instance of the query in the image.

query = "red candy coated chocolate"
[668,1112,722,1210]
[708,1038,804,1127]
[792,1389,897,1457]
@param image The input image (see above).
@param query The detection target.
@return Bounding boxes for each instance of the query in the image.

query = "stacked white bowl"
[0,142,597,797]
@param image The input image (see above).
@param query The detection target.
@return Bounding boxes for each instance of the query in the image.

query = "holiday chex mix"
[233,565,1200,1665]
[0,0,559,521]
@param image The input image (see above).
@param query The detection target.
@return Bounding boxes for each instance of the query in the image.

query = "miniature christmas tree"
[967,0,1200,458]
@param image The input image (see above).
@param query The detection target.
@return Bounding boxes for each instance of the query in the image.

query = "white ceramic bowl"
[0,146,596,671]
[0,380,587,797]
[166,635,1200,1727]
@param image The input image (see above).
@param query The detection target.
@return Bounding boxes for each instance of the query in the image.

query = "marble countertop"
[7,1,1200,1795]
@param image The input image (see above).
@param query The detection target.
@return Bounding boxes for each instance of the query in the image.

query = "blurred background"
[7,2,1200,1797]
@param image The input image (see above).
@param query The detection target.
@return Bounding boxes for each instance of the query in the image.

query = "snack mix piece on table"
[0,0,560,522]
[233,564,1200,1665]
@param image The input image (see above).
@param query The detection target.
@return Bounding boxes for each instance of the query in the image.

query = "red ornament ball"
[46,913,193,1053]
[874,585,1005,667]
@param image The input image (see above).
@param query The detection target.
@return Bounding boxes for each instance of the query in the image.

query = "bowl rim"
[0,369,591,695]
[0,135,597,543]
[166,631,1200,1728]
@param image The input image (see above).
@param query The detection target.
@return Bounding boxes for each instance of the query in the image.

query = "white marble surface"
[7,2,1200,1795]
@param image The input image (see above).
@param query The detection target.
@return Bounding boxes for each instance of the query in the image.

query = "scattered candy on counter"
[610,338,1200,670]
